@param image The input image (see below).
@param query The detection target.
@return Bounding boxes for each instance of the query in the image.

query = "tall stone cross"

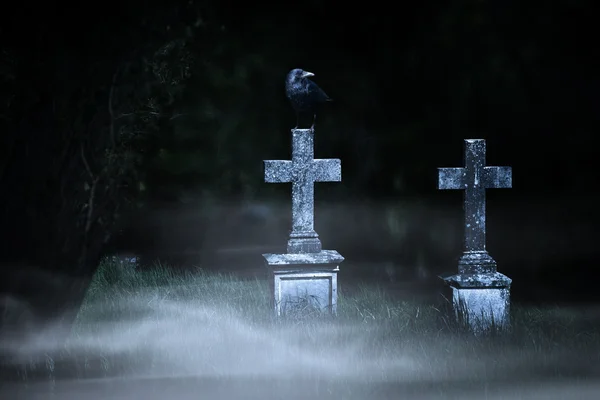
[438,139,512,274]
[264,128,341,253]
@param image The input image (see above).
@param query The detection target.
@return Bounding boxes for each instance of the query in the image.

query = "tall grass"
[2,257,599,390]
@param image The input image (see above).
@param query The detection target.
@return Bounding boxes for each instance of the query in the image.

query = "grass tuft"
[1,257,599,393]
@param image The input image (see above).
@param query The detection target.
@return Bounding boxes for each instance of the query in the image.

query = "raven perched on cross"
[285,68,332,130]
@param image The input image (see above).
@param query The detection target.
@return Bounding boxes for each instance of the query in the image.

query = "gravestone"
[110,254,139,268]
[437,139,512,333]
[262,128,344,316]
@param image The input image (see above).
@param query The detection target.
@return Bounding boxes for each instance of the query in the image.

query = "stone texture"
[438,139,512,258]
[264,250,344,316]
[263,250,344,266]
[264,128,341,253]
[443,271,512,288]
[262,128,343,316]
[437,139,513,333]
[444,282,511,334]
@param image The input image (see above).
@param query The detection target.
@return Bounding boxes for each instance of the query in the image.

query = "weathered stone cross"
[438,139,512,274]
[264,128,341,254]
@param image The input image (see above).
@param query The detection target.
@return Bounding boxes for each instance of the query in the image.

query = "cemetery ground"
[1,258,600,399]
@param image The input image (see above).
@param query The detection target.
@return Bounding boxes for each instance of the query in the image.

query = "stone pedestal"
[263,250,344,316]
[441,269,512,334]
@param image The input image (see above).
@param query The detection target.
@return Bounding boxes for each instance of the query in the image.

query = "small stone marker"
[438,139,512,333]
[262,128,344,316]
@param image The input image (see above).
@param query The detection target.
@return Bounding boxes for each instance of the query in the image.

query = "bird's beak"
[301,71,315,78]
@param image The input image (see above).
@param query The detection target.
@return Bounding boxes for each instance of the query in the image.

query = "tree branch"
[108,67,119,148]
[80,143,95,181]
[80,143,99,234]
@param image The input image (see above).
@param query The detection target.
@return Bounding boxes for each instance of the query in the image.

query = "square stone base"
[441,272,512,334]
[263,250,344,317]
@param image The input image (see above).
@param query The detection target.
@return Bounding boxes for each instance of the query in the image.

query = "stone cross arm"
[438,166,512,190]
[264,159,341,183]
[438,139,512,190]
[482,166,512,189]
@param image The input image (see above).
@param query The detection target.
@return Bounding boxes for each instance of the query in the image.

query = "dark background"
[0,0,598,333]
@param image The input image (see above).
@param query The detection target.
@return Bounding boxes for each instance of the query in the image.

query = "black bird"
[285,68,332,129]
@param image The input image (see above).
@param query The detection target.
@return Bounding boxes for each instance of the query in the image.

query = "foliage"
[0,2,206,331]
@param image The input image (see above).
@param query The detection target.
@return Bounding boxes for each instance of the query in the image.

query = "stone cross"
[438,139,512,274]
[437,138,513,334]
[264,128,341,253]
